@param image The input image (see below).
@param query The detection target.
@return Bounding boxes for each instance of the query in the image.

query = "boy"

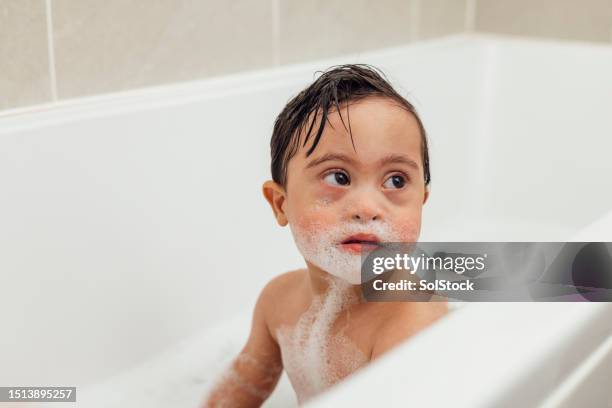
[203,64,449,407]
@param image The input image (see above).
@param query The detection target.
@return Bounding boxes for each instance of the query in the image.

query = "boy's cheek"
[392,217,422,242]
[292,207,337,232]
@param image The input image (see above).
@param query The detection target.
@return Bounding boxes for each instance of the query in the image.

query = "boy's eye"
[323,171,350,186]
[383,174,406,189]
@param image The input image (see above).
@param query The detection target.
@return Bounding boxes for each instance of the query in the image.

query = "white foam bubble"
[276,277,368,404]
[205,351,282,406]
[290,220,403,284]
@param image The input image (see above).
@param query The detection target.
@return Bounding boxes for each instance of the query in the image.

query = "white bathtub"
[1,34,611,407]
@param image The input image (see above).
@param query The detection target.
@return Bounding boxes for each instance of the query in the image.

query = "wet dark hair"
[270,63,430,188]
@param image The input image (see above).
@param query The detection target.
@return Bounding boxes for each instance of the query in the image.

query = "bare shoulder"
[262,269,306,296]
[241,269,308,354]
[371,301,449,359]
[255,269,308,332]
[258,269,307,307]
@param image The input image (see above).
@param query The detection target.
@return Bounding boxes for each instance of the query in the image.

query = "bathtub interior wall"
[1,34,611,392]
[419,39,612,242]
[463,40,612,234]
[0,36,485,387]
[309,302,612,408]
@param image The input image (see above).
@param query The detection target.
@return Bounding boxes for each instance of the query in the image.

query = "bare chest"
[274,300,371,403]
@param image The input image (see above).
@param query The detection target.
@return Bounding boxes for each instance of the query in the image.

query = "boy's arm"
[202,282,283,408]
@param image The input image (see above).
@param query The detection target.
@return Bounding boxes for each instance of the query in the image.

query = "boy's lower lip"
[338,242,380,254]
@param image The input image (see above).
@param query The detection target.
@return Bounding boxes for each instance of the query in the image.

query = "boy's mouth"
[338,233,382,254]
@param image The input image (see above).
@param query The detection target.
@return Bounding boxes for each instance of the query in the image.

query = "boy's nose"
[352,212,379,222]
[350,200,382,222]
[347,186,385,222]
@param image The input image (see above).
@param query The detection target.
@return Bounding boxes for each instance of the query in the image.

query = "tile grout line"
[464,0,476,32]
[272,0,280,66]
[44,0,58,101]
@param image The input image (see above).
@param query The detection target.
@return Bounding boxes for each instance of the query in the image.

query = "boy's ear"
[262,180,288,226]
[423,187,430,204]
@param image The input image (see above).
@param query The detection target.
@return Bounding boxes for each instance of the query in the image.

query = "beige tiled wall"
[418,0,469,39]
[52,0,275,98]
[475,0,612,43]
[1,0,611,112]
[0,0,52,110]
[277,0,415,64]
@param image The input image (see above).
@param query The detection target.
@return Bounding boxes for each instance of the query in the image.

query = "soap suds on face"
[276,277,368,404]
[289,219,406,284]
[282,206,422,402]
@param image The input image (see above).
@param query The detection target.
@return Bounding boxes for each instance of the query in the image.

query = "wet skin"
[203,96,449,407]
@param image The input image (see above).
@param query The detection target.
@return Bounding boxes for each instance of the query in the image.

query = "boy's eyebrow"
[305,153,420,171]
[378,154,420,170]
[305,153,357,169]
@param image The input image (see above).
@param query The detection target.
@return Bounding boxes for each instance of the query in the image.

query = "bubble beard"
[280,220,407,403]
[289,220,399,285]
[276,276,367,404]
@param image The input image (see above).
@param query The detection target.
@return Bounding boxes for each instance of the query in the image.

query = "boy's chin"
[315,265,365,286]
[301,244,387,286]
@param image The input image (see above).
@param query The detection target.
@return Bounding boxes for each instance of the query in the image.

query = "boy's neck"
[305,264,365,302]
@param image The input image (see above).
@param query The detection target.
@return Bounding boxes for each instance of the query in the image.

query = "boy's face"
[264,96,429,284]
